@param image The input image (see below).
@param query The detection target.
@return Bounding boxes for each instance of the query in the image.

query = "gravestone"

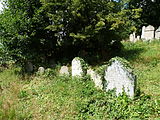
[129,32,136,42]
[87,68,103,90]
[155,27,160,39]
[129,34,134,42]
[59,66,69,75]
[141,25,155,41]
[141,26,145,39]
[25,61,33,72]
[38,67,45,75]
[104,57,136,98]
[72,57,87,77]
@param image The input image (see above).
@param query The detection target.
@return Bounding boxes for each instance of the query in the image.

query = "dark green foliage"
[0,0,56,67]
[0,0,142,68]
[129,0,160,28]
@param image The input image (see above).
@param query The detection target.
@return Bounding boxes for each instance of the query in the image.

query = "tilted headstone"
[155,27,160,39]
[141,25,155,41]
[38,67,45,75]
[72,57,87,77]
[59,66,69,75]
[87,68,103,90]
[104,57,136,98]
[25,61,33,72]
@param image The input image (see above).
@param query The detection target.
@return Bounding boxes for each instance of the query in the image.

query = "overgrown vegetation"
[0,41,160,119]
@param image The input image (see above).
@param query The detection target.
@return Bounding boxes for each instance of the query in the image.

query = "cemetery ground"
[0,41,160,119]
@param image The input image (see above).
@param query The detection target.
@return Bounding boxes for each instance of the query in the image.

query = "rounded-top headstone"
[38,67,45,75]
[59,66,69,75]
[72,57,87,77]
[104,57,136,98]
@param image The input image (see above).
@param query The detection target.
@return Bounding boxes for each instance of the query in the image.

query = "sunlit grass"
[0,40,160,119]
[122,40,160,99]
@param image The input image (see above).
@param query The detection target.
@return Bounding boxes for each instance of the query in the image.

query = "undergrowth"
[0,40,160,119]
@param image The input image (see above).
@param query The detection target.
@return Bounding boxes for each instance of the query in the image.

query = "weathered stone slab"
[87,68,103,90]
[72,57,87,77]
[155,27,160,39]
[129,33,134,42]
[141,25,155,41]
[104,57,136,98]
[130,32,138,43]
[141,26,145,39]
[59,66,69,75]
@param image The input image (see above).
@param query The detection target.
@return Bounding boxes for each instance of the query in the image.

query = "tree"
[0,0,141,67]
[0,0,56,66]
[129,0,160,28]
[41,0,140,59]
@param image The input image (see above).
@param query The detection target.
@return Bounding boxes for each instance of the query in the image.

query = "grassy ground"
[121,41,160,100]
[0,41,160,120]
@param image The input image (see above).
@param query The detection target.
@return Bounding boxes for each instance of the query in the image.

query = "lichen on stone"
[72,57,88,77]
[108,57,135,76]
[104,57,136,98]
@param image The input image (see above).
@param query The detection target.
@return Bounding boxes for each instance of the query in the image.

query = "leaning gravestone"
[155,26,160,39]
[141,25,155,41]
[104,57,136,98]
[72,57,87,77]
[87,68,103,90]
[59,66,69,75]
